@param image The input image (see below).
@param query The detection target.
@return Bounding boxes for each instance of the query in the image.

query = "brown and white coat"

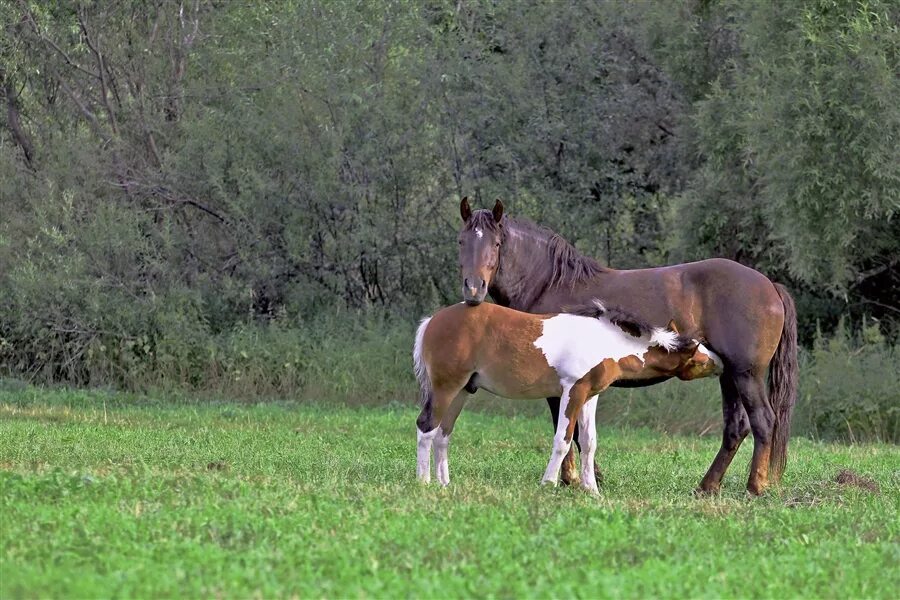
[414,300,722,493]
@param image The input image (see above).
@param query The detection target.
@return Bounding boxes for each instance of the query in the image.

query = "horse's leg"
[548,397,579,486]
[542,383,590,486]
[417,426,437,483]
[576,395,600,494]
[733,371,775,495]
[417,381,467,485]
[697,374,751,494]
[434,392,468,487]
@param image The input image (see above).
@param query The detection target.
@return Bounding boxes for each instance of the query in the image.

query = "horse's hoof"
[693,485,720,496]
[746,483,766,496]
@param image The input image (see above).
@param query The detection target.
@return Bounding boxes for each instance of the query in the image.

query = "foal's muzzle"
[463,277,487,306]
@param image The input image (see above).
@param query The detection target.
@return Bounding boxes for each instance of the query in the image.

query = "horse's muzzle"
[463,278,487,305]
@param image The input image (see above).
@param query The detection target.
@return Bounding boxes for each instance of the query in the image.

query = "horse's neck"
[492,223,553,311]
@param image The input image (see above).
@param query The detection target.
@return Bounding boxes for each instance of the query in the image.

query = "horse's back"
[532,257,783,368]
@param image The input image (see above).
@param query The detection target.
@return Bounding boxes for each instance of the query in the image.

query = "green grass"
[1,387,897,598]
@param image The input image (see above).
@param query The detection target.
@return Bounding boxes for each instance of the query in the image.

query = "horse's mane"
[564,299,694,352]
[505,217,607,288]
[465,211,607,289]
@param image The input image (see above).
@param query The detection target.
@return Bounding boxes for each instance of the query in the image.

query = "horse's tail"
[413,317,434,427]
[769,283,799,482]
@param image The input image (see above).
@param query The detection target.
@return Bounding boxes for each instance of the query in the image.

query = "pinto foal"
[414,301,722,493]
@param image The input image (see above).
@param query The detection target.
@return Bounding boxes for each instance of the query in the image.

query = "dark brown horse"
[457,198,798,495]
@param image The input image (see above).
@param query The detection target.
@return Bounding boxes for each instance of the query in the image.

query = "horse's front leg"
[577,395,600,495]
[548,396,581,486]
[542,384,589,486]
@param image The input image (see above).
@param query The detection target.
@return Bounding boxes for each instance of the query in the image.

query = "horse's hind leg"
[734,371,774,495]
[697,374,751,494]
[417,381,467,485]
[433,392,468,487]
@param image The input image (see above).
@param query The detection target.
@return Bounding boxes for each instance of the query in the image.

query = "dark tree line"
[1,0,897,384]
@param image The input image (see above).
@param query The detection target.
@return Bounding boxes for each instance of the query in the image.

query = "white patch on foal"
[697,342,724,372]
[412,317,432,391]
[533,313,657,384]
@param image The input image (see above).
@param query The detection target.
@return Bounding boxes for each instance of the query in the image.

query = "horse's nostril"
[464,278,469,288]
[480,280,486,289]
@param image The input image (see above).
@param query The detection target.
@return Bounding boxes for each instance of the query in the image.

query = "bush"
[794,320,899,443]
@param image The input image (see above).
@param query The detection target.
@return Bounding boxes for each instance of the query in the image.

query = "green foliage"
[5,312,895,443]
[1,390,897,598]
[643,0,899,305]
[1,0,898,396]
[795,320,900,443]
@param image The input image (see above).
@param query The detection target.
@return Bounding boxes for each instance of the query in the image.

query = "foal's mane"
[565,299,694,352]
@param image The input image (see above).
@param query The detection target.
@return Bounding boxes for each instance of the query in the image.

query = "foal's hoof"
[581,483,600,496]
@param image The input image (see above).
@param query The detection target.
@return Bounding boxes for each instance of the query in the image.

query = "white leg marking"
[433,427,451,486]
[417,427,437,483]
[542,385,574,486]
[578,395,599,495]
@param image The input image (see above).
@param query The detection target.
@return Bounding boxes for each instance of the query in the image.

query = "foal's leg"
[417,381,467,485]
[697,374,751,494]
[542,383,590,486]
[577,395,600,494]
[433,392,468,487]
[417,426,437,483]
[549,397,580,486]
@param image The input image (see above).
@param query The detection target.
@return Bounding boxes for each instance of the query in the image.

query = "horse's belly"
[472,372,561,400]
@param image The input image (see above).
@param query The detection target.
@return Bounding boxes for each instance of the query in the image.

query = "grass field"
[1,387,897,598]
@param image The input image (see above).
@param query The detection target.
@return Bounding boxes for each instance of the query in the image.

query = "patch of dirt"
[834,469,879,493]
[206,460,228,471]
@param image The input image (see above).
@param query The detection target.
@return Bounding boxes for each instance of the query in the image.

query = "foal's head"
[458,197,504,306]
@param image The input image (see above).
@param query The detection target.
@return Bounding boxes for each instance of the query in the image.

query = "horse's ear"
[492,198,504,223]
[460,196,472,222]
[667,319,680,334]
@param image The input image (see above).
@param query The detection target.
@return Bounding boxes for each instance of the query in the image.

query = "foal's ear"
[666,319,680,334]
[492,198,504,223]
[460,196,472,222]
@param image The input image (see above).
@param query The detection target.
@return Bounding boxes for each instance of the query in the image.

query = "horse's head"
[458,197,504,306]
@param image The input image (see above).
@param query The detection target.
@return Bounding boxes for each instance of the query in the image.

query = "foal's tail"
[413,317,434,427]
[769,283,798,482]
